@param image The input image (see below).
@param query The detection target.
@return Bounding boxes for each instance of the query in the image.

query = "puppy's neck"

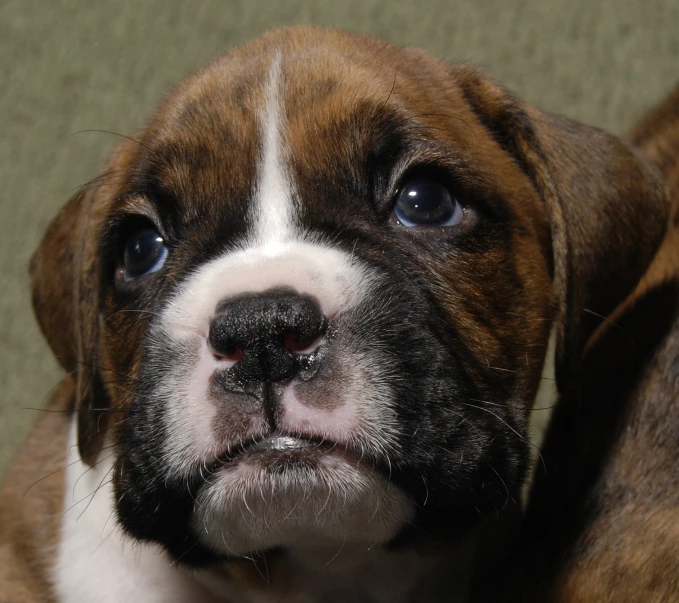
[192,527,488,603]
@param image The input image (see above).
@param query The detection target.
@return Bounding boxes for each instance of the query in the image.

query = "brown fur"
[505,89,679,602]
[0,26,672,601]
[0,379,72,603]
[630,85,679,188]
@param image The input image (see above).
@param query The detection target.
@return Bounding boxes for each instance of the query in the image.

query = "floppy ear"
[457,70,669,390]
[457,70,673,601]
[30,139,138,464]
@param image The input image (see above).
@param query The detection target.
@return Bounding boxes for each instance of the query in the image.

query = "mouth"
[208,433,358,473]
[243,434,317,453]
[192,433,414,560]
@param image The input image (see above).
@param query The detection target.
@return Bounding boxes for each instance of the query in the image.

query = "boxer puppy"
[0,26,669,602]
[504,87,679,602]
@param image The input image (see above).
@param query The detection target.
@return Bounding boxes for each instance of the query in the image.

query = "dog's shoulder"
[0,379,73,603]
[552,203,679,602]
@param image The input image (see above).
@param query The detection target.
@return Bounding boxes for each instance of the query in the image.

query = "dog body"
[0,27,670,602]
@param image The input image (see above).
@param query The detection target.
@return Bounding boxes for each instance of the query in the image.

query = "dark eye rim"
[110,214,170,287]
[393,179,460,227]
[389,165,472,229]
[122,229,168,280]
[383,156,513,229]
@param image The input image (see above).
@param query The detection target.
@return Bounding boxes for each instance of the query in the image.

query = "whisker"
[169,541,201,567]
[459,401,528,444]
[68,433,118,457]
[52,356,140,381]
[73,169,127,194]
[72,450,117,498]
[582,307,636,346]
[75,464,116,523]
[69,129,156,156]
[22,456,82,501]
[104,308,164,323]
[323,537,347,568]
[378,64,400,111]
[22,406,135,413]
[487,462,510,510]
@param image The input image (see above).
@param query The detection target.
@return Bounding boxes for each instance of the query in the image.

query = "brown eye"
[122,229,168,281]
[393,178,463,227]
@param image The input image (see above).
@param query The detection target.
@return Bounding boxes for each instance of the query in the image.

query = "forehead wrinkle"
[131,93,263,237]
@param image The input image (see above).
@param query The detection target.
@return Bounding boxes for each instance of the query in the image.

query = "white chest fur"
[53,422,222,602]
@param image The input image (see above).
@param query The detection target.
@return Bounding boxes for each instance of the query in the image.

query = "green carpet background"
[1,0,678,477]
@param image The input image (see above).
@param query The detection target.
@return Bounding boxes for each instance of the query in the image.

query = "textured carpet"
[1,0,678,477]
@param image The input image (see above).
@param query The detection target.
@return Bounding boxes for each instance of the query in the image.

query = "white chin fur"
[193,456,414,556]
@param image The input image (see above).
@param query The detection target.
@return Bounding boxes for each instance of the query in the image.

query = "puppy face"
[31,27,668,565]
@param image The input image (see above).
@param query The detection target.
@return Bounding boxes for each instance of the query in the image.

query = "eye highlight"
[393,177,463,227]
[121,229,168,281]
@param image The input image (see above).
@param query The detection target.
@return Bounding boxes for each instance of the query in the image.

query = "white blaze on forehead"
[160,48,376,338]
[252,51,294,248]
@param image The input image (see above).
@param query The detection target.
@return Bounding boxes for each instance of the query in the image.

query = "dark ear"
[457,70,669,389]
[456,70,672,600]
[30,139,137,463]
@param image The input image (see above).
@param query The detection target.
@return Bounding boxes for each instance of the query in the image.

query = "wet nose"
[208,290,327,382]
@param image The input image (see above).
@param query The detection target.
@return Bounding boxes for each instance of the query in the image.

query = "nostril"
[208,290,328,381]
[208,334,244,363]
[282,330,325,355]
[212,346,244,363]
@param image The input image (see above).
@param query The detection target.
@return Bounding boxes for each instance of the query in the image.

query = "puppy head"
[31,27,668,564]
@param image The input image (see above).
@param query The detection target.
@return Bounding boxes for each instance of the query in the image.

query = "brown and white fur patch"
[1,26,672,603]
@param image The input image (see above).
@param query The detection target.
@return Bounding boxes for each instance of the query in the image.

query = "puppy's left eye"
[122,229,168,281]
[393,177,463,227]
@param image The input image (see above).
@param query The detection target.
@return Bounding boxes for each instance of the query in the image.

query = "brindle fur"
[504,89,679,602]
[0,26,672,602]
[0,380,72,603]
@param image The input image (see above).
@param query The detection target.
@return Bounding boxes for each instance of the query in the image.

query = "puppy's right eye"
[392,177,464,227]
[121,229,168,281]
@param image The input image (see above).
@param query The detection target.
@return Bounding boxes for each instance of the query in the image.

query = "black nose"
[208,290,327,382]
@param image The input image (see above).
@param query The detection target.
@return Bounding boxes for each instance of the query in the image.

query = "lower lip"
[212,437,358,471]
[245,435,315,453]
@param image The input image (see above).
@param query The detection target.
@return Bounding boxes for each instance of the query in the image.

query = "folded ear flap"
[31,138,138,464]
[457,71,672,600]
[457,70,670,389]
